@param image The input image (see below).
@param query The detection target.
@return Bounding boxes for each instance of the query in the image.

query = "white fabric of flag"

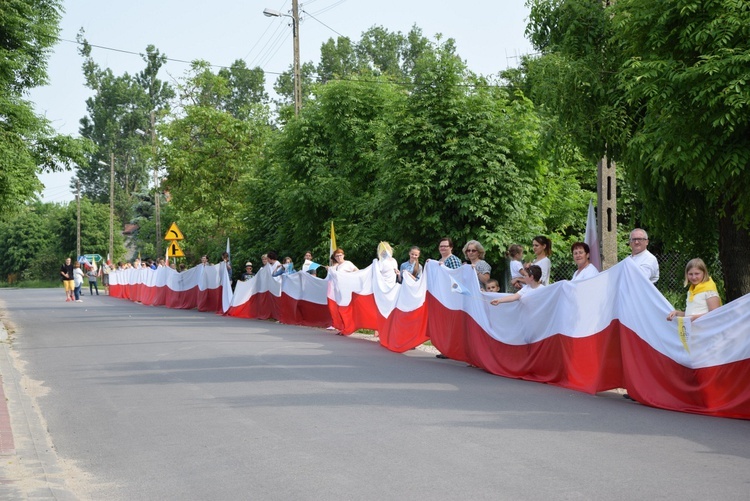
[585,199,602,271]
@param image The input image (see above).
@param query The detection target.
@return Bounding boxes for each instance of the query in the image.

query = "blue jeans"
[74,284,82,300]
[89,280,99,295]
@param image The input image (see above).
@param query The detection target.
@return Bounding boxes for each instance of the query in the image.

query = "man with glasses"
[628,228,659,284]
[435,237,462,359]
[624,228,660,402]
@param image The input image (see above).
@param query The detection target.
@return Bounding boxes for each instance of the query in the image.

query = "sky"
[32,0,535,203]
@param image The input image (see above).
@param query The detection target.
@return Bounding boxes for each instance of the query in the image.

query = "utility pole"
[110,153,115,262]
[292,0,301,116]
[76,179,81,258]
[597,154,617,269]
[598,0,617,270]
[150,111,161,257]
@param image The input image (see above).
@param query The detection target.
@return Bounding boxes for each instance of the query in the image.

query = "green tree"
[273,61,317,121]
[0,200,122,281]
[317,36,360,83]
[525,0,627,164]
[127,187,168,259]
[161,61,271,261]
[218,60,268,117]
[0,207,55,280]
[612,0,750,299]
[316,26,431,85]
[522,0,643,253]
[524,0,750,298]
[0,1,90,217]
[56,198,125,260]
[75,35,174,215]
[356,26,407,77]
[277,26,431,122]
[258,35,560,270]
[380,39,544,264]
[183,59,267,118]
[257,76,403,264]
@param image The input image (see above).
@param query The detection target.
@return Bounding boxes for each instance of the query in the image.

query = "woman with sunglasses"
[462,240,492,290]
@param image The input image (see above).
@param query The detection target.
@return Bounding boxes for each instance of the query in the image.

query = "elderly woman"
[571,242,599,282]
[462,240,492,290]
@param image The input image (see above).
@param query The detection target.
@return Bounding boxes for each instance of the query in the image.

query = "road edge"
[0,320,79,499]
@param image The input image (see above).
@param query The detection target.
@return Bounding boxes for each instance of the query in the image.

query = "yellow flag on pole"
[329,222,337,257]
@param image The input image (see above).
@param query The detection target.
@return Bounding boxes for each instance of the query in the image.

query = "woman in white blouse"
[330,248,358,273]
[527,235,552,285]
[571,242,599,282]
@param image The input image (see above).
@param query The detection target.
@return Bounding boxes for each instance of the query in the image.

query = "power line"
[242,16,280,62]
[302,9,346,38]
[59,38,227,69]
[245,3,291,68]
[308,0,349,17]
[41,185,73,196]
[56,23,533,91]
[58,37,284,76]
[247,0,350,71]
[245,0,293,69]
[249,20,292,71]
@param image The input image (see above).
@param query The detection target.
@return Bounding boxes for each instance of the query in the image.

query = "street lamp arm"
[263,8,288,18]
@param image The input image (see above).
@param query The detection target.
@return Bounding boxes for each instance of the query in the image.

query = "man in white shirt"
[628,228,659,284]
[624,228,661,403]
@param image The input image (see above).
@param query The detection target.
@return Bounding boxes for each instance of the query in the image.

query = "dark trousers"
[89,280,99,295]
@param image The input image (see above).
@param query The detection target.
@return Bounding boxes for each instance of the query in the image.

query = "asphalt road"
[0,288,749,500]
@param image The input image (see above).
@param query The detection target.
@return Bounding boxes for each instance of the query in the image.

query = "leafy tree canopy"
[525,0,750,298]
[75,33,174,207]
[0,1,91,217]
[161,61,272,261]
[614,0,750,224]
[381,38,546,264]
[0,200,124,280]
[525,0,627,163]
[250,35,577,270]
[612,0,750,299]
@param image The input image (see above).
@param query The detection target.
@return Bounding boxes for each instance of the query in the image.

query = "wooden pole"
[76,179,81,258]
[109,152,115,262]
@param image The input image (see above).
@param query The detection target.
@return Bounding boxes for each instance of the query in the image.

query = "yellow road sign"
[168,241,185,258]
[164,222,184,241]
